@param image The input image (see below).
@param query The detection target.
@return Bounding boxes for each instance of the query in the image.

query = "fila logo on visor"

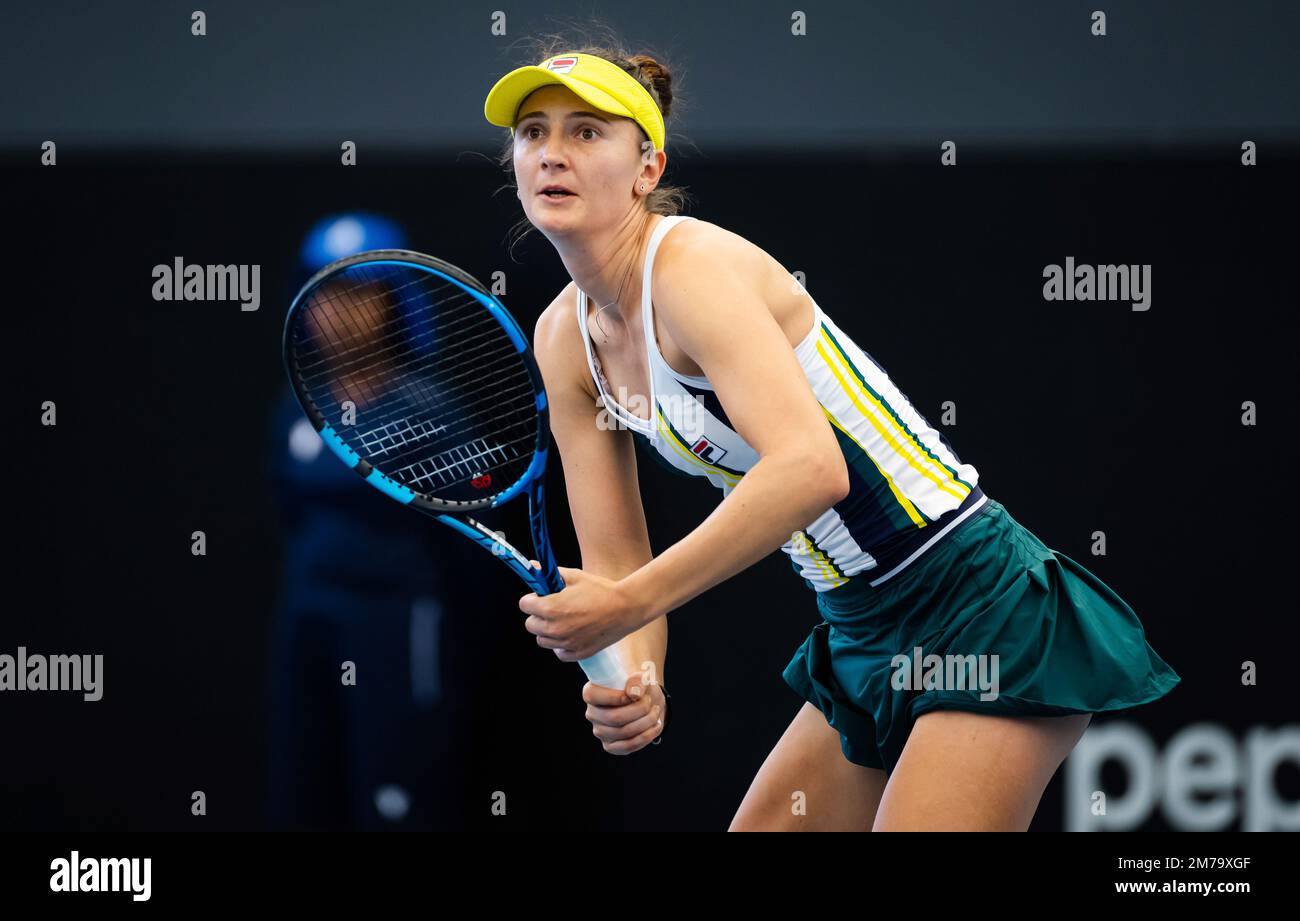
[546,56,578,73]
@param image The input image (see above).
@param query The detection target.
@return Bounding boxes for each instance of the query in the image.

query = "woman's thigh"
[873,709,1092,831]
[730,702,888,832]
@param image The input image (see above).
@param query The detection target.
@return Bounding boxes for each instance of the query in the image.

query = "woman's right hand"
[583,674,667,755]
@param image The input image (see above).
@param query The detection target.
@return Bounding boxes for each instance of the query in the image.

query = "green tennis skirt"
[782,498,1180,775]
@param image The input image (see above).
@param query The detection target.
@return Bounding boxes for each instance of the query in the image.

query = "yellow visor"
[483,51,666,152]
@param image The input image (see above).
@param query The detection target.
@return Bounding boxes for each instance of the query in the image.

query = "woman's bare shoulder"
[534,281,597,400]
[656,217,770,279]
[653,216,813,348]
[659,216,746,253]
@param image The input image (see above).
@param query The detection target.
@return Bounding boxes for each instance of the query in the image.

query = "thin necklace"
[593,218,649,344]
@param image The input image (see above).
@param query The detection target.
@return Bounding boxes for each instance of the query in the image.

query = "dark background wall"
[3,1,1299,150]
[3,2,1298,832]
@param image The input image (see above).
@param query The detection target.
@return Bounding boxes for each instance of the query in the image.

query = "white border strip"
[866,494,990,587]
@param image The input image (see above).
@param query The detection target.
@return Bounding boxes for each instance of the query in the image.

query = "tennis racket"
[282,249,632,690]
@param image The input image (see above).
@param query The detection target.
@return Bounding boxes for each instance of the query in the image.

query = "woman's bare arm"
[617,226,851,624]
[533,287,667,686]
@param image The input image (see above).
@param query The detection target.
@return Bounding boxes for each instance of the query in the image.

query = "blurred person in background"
[266,214,513,830]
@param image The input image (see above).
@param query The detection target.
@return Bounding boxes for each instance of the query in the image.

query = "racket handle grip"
[578,647,634,691]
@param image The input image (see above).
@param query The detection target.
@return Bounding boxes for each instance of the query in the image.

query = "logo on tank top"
[690,435,728,464]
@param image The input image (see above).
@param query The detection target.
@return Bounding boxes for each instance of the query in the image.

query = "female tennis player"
[485,41,1180,831]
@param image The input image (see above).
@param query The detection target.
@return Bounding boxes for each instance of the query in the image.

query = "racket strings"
[311,369,535,480]
[296,271,523,415]
[301,367,537,481]
[302,263,466,339]
[290,262,541,500]
[355,382,536,461]
[306,343,536,457]
[298,324,518,408]
[303,340,522,433]
[393,431,540,492]
[293,293,495,379]
[296,265,529,397]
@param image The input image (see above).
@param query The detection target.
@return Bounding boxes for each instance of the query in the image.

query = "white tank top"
[576,215,986,591]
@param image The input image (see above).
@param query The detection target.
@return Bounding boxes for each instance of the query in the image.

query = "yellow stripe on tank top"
[655,407,743,485]
[791,530,848,588]
[816,335,969,503]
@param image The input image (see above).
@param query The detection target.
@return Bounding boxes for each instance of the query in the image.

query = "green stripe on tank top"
[829,421,933,531]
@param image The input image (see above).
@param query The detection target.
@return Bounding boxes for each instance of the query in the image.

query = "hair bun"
[628,54,674,118]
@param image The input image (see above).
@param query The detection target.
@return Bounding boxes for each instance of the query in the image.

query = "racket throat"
[459,514,534,571]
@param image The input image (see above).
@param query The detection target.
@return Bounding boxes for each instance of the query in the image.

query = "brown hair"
[494,27,692,253]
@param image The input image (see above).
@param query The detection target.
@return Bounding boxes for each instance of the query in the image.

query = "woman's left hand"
[519,565,649,663]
